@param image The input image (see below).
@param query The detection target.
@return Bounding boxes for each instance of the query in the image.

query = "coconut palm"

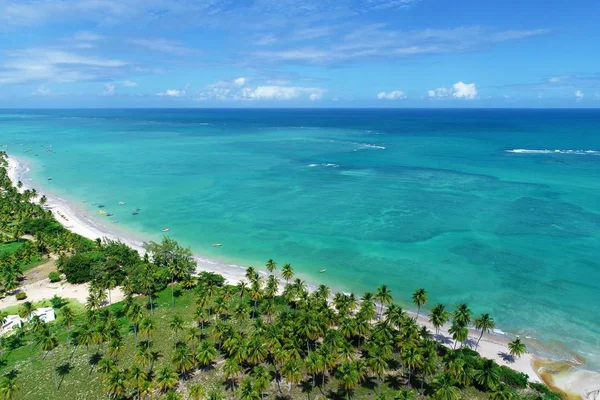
[127,364,147,400]
[40,331,59,389]
[474,313,495,347]
[163,390,183,400]
[18,301,36,320]
[453,304,472,327]
[266,259,277,273]
[140,317,155,343]
[374,285,393,320]
[490,383,515,400]
[188,384,205,400]
[473,358,500,390]
[105,368,127,399]
[281,358,303,395]
[60,305,75,350]
[170,315,184,343]
[431,373,460,400]
[448,322,468,349]
[245,266,258,283]
[401,346,423,386]
[172,344,195,377]
[411,288,428,320]
[252,365,272,399]
[281,263,294,284]
[367,343,389,394]
[305,351,323,397]
[156,366,179,392]
[197,340,218,367]
[0,376,20,400]
[508,338,527,358]
[336,361,360,400]
[429,304,449,335]
[223,358,242,390]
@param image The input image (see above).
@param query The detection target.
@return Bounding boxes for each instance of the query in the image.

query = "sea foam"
[507,149,600,155]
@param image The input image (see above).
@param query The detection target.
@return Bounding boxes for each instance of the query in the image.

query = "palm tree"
[431,374,460,400]
[170,315,185,344]
[18,301,36,320]
[266,259,277,273]
[401,346,423,387]
[474,313,495,347]
[305,352,323,398]
[411,288,428,320]
[223,358,242,390]
[367,344,389,394]
[188,384,205,400]
[60,305,75,350]
[127,302,143,346]
[394,388,418,400]
[281,263,294,284]
[140,317,155,343]
[445,357,472,387]
[252,365,272,399]
[172,344,195,377]
[473,359,500,390]
[105,368,127,399]
[428,304,449,335]
[336,361,360,400]
[281,358,303,395]
[157,366,179,392]
[0,376,20,400]
[40,331,59,389]
[163,390,183,400]
[245,266,258,283]
[127,364,147,400]
[448,322,468,349]
[196,340,217,367]
[490,383,515,400]
[374,285,393,320]
[508,338,527,358]
[453,304,472,327]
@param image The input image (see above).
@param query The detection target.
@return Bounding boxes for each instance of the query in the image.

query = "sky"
[0,0,599,108]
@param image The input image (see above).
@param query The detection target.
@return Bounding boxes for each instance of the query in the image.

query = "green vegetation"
[0,152,556,399]
[48,272,61,283]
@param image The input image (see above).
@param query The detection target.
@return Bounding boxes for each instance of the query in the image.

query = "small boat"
[47,177,52,180]
[162,228,170,232]
[106,213,114,217]
[112,220,119,224]
[132,212,139,215]
[119,201,125,205]
[97,204,105,208]
[212,243,222,247]
[319,269,326,273]
[98,210,106,215]
[135,208,141,211]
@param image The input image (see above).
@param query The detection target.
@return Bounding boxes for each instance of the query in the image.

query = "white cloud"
[575,90,584,100]
[0,48,128,84]
[34,85,51,95]
[240,86,324,100]
[123,80,137,87]
[376,90,406,100]
[452,81,478,99]
[427,87,449,98]
[548,77,561,83]
[427,82,478,100]
[158,89,186,97]
[102,83,116,96]
[128,38,193,55]
[234,77,247,86]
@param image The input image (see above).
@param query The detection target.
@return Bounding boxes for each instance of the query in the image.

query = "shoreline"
[9,153,600,393]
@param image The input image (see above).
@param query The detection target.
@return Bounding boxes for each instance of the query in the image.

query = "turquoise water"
[1,109,599,368]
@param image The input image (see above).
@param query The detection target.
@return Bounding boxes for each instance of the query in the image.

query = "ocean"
[1,108,599,370]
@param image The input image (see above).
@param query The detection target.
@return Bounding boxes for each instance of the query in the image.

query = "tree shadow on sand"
[56,362,73,389]
[498,352,515,363]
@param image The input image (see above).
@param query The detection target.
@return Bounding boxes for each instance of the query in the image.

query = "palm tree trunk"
[52,351,58,390]
[171,276,175,308]
[477,330,484,347]
[416,306,420,320]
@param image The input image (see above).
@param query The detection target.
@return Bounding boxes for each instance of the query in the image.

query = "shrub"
[498,365,528,388]
[197,271,225,287]
[60,250,104,283]
[48,271,61,283]
[50,295,68,309]
[529,382,562,400]
[15,292,27,300]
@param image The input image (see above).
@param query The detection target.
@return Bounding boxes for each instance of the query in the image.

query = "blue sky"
[0,0,598,107]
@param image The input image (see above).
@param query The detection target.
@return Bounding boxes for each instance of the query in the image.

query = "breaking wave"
[307,163,339,168]
[507,149,600,155]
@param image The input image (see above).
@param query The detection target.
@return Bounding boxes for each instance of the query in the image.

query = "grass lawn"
[0,240,47,272]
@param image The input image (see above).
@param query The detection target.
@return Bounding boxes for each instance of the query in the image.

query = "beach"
[4,154,547,384]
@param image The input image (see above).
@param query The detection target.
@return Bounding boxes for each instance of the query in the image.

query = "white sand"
[2,154,562,387]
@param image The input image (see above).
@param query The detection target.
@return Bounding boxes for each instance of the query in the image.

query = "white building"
[1,307,56,336]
